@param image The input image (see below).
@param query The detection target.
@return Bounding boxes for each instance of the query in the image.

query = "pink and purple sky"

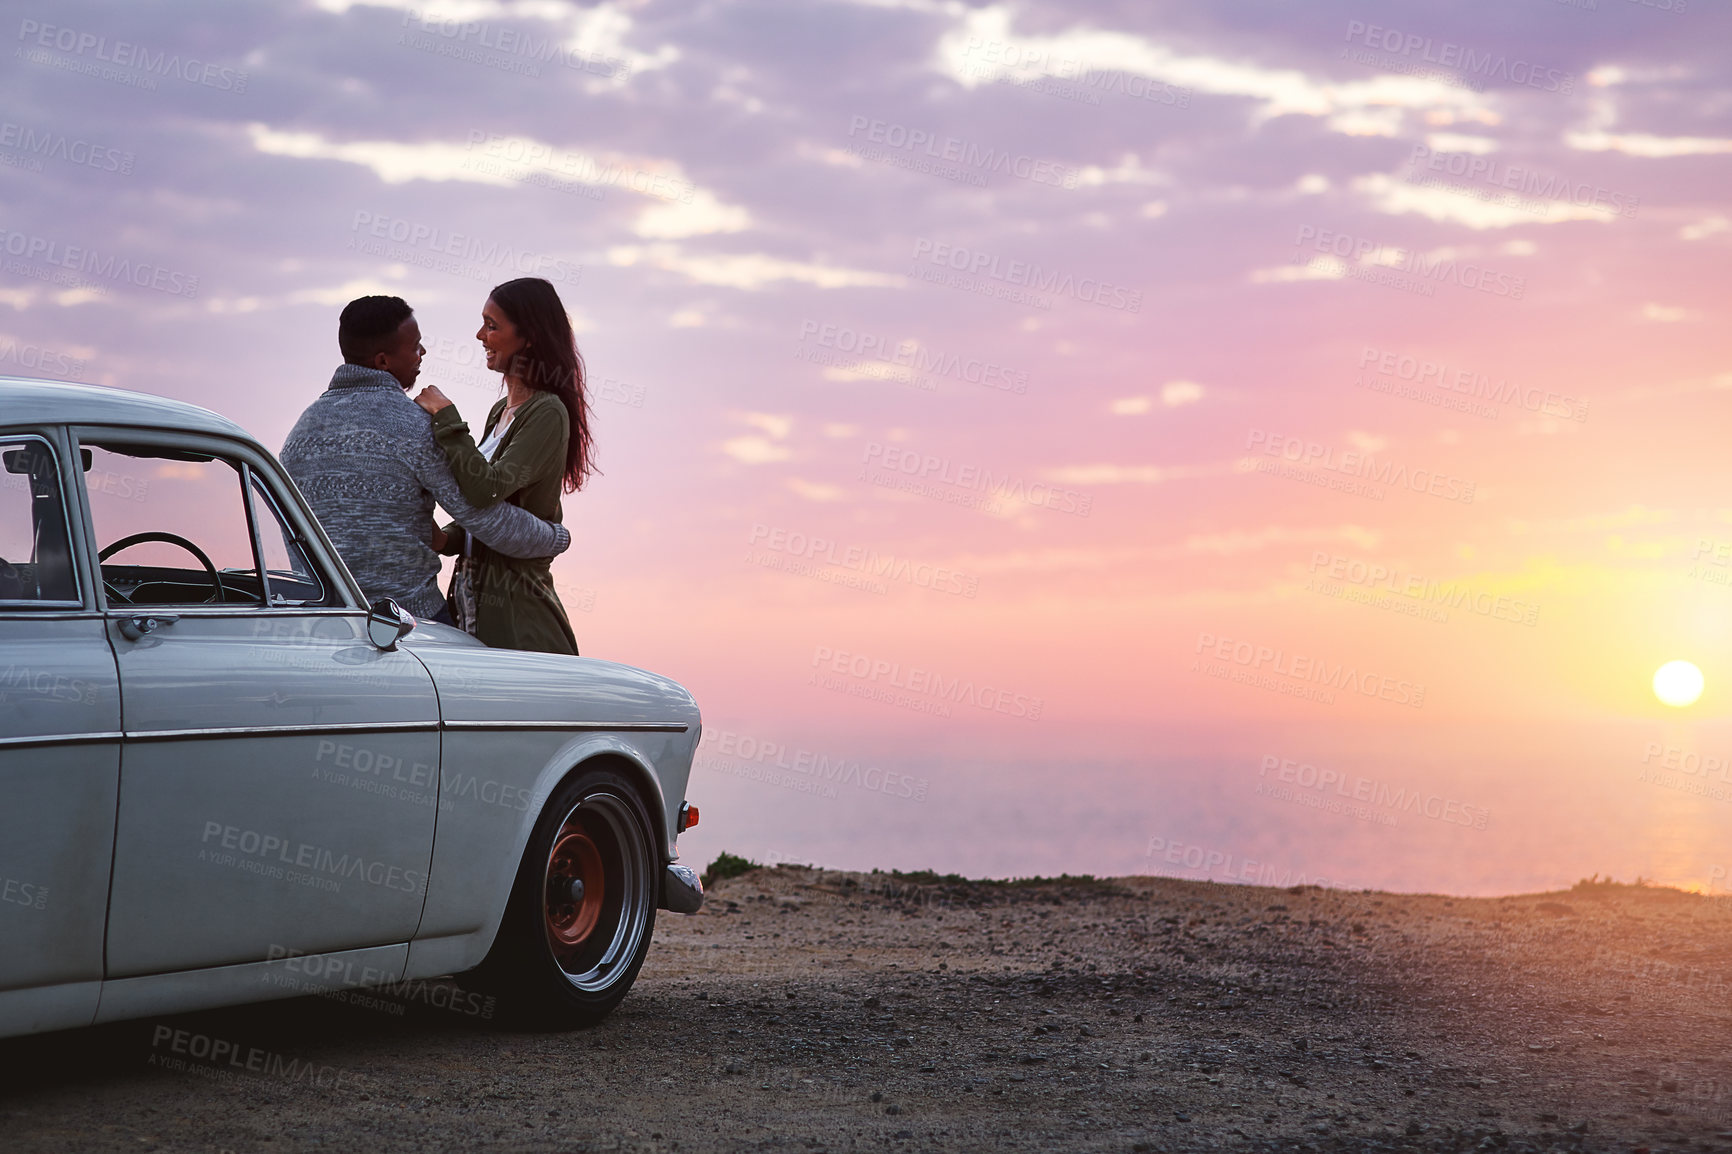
[4,0,1730,894]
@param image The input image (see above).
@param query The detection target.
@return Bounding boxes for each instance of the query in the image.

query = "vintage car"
[0,377,703,1039]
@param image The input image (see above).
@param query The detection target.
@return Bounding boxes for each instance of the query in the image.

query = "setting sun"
[1653,660,1705,708]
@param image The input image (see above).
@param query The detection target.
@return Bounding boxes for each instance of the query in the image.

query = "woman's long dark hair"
[489,277,593,493]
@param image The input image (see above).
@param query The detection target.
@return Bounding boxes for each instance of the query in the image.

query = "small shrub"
[702,852,762,887]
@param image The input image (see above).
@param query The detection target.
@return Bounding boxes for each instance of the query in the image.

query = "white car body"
[0,378,702,1039]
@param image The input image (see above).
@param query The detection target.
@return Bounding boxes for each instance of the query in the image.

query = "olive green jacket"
[430,392,578,655]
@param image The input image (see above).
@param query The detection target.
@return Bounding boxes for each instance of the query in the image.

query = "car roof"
[0,376,254,442]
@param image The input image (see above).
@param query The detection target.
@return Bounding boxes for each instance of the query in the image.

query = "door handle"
[118,614,180,641]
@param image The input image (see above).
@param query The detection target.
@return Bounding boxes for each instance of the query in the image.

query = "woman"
[413,277,594,653]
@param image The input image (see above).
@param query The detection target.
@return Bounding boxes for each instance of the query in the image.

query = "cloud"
[1640,303,1696,323]
[1250,259,1344,285]
[1109,396,1151,415]
[248,125,515,186]
[743,412,792,439]
[786,477,845,501]
[1176,524,1381,555]
[605,245,903,290]
[934,4,1487,132]
[1565,130,1732,158]
[1426,132,1498,154]
[1680,216,1731,242]
[634,190,751,239]
[720,412,793,463]
[1161,380,1203,407]
[720,436,791,464]
[1353,172,1615,229]
[1043,462,1231,485]
[313,0,677,76]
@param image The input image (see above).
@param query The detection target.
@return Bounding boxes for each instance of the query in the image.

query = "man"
[280,295,569,623]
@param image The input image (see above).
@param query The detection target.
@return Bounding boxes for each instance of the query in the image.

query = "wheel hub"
[545,827,604,948]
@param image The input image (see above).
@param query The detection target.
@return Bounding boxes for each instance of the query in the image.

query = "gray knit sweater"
[280,364,570,619]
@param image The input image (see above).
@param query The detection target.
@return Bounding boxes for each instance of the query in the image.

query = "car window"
[247,472,327,606]
[84,442,266,608]
[0,435,80,607]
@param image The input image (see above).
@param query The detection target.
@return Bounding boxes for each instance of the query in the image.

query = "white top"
[477,402,519,460]
[464,402,520,558]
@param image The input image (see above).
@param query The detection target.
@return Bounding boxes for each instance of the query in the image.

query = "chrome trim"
[441,720,689,733]
[101,608,365,620]
[126,721,440,742]
[0,610,99,619]
[0,731,124,749]
[661,863,705,914]
[115,720,682,742]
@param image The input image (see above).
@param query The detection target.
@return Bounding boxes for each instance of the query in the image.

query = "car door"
[0,428,122,1035]
[76,428,441,978]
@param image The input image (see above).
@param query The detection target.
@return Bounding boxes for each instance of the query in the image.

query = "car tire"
[476,764,659,1028]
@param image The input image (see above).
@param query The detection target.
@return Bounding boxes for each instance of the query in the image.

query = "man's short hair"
[338,296,414,364]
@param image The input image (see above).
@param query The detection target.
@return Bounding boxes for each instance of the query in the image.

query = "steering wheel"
[98,531,223,604]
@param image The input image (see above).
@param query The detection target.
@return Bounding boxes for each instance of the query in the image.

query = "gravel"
[1,868,1728,1152]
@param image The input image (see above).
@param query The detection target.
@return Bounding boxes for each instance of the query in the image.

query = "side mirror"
[366,598,415,651]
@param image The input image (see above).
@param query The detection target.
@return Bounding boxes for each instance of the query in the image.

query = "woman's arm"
[423,392,565,508]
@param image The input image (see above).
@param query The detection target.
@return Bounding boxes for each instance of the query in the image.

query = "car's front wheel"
[478,765,659,1027]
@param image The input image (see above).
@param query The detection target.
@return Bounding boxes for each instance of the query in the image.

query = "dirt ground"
[2,866,1730,1153]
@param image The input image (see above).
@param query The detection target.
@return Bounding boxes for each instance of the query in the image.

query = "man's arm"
[409,434,569,560]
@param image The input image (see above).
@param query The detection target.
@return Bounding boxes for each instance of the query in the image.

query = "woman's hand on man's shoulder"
[413,385,455,415]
